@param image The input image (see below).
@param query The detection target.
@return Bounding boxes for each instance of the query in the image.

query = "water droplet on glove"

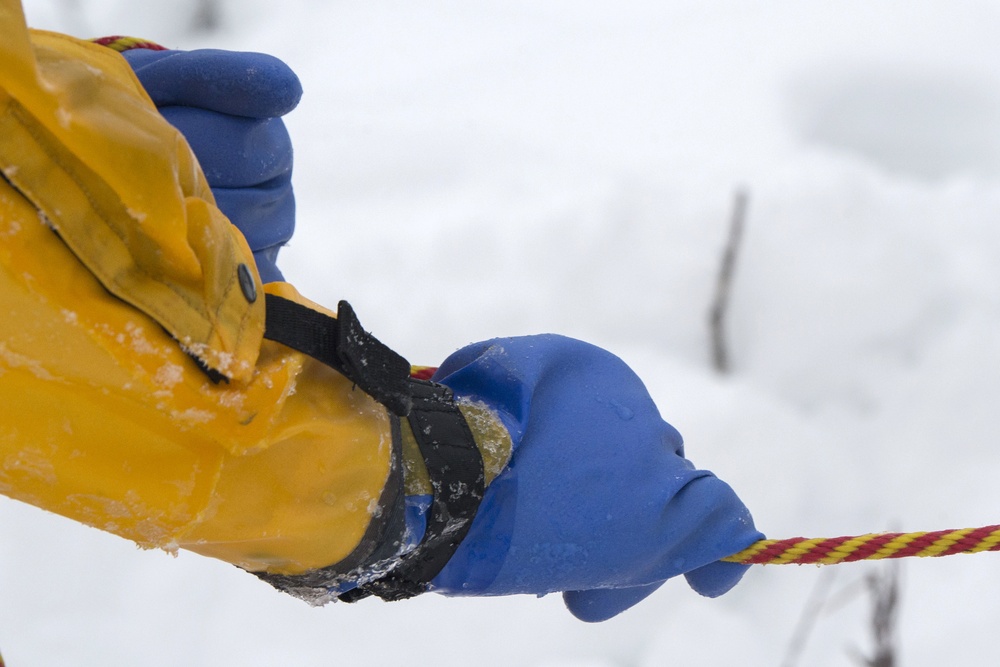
[609,400,634,421]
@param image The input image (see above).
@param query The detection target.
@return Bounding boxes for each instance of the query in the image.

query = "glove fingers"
[562,582,664,623]
[158,107,293,188]
[683,560,751,598]
[213,182,295,249]
[122,48,302,118]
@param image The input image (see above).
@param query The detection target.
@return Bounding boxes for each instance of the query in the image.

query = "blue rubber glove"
[428,335,763,622]
[122,48,302,283]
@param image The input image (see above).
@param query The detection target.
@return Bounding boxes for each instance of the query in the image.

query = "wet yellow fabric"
[0,0,394,576]
[0,3,261,381]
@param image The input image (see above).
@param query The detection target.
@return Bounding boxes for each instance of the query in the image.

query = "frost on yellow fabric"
[0,0,395,576]
[0,1,261,381]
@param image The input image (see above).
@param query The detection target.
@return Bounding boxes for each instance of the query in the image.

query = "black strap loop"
[264,295,413,416]
[261,294,485,601]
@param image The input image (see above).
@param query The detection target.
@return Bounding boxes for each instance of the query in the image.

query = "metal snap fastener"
[237,263,257,303]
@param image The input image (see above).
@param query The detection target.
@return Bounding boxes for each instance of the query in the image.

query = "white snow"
[5,1,1000,665]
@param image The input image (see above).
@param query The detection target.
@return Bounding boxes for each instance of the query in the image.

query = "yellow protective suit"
[0,0,509,586]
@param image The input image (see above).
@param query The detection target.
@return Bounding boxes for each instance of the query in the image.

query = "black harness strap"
[261,294,485,601]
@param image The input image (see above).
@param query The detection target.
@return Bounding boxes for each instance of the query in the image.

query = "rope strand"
[723,524,1000,565]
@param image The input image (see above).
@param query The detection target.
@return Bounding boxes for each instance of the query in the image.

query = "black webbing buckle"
[261,294,485,601]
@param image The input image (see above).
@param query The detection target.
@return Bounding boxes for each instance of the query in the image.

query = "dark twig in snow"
[781,563,902,667]
[709,188,748,373]
[852,563,901,667]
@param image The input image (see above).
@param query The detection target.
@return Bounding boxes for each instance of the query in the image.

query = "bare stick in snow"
[851,563,901,667]
[709,188,748,374]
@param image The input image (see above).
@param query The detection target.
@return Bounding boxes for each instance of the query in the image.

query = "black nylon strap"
[264,295,413,416]
[261,294,485,601]
[340,381,485,602]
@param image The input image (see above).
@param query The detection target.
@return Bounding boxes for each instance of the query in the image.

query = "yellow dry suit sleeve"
[0,0,409,579]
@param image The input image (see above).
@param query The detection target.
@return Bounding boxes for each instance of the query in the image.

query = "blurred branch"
[709,188,749,374]
[781,563,902,667]
[851,563,901,667]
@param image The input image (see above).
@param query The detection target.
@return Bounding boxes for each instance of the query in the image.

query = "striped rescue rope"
[723,524,1000,565]
[91,36,167,52]
[409,365,438,381]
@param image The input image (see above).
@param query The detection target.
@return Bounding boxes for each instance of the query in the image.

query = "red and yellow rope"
[91,36,167,52]
[409,366,438,381]
[724,524,1000,565]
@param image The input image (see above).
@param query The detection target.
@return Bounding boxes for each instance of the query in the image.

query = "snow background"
[5,0,1000,664]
